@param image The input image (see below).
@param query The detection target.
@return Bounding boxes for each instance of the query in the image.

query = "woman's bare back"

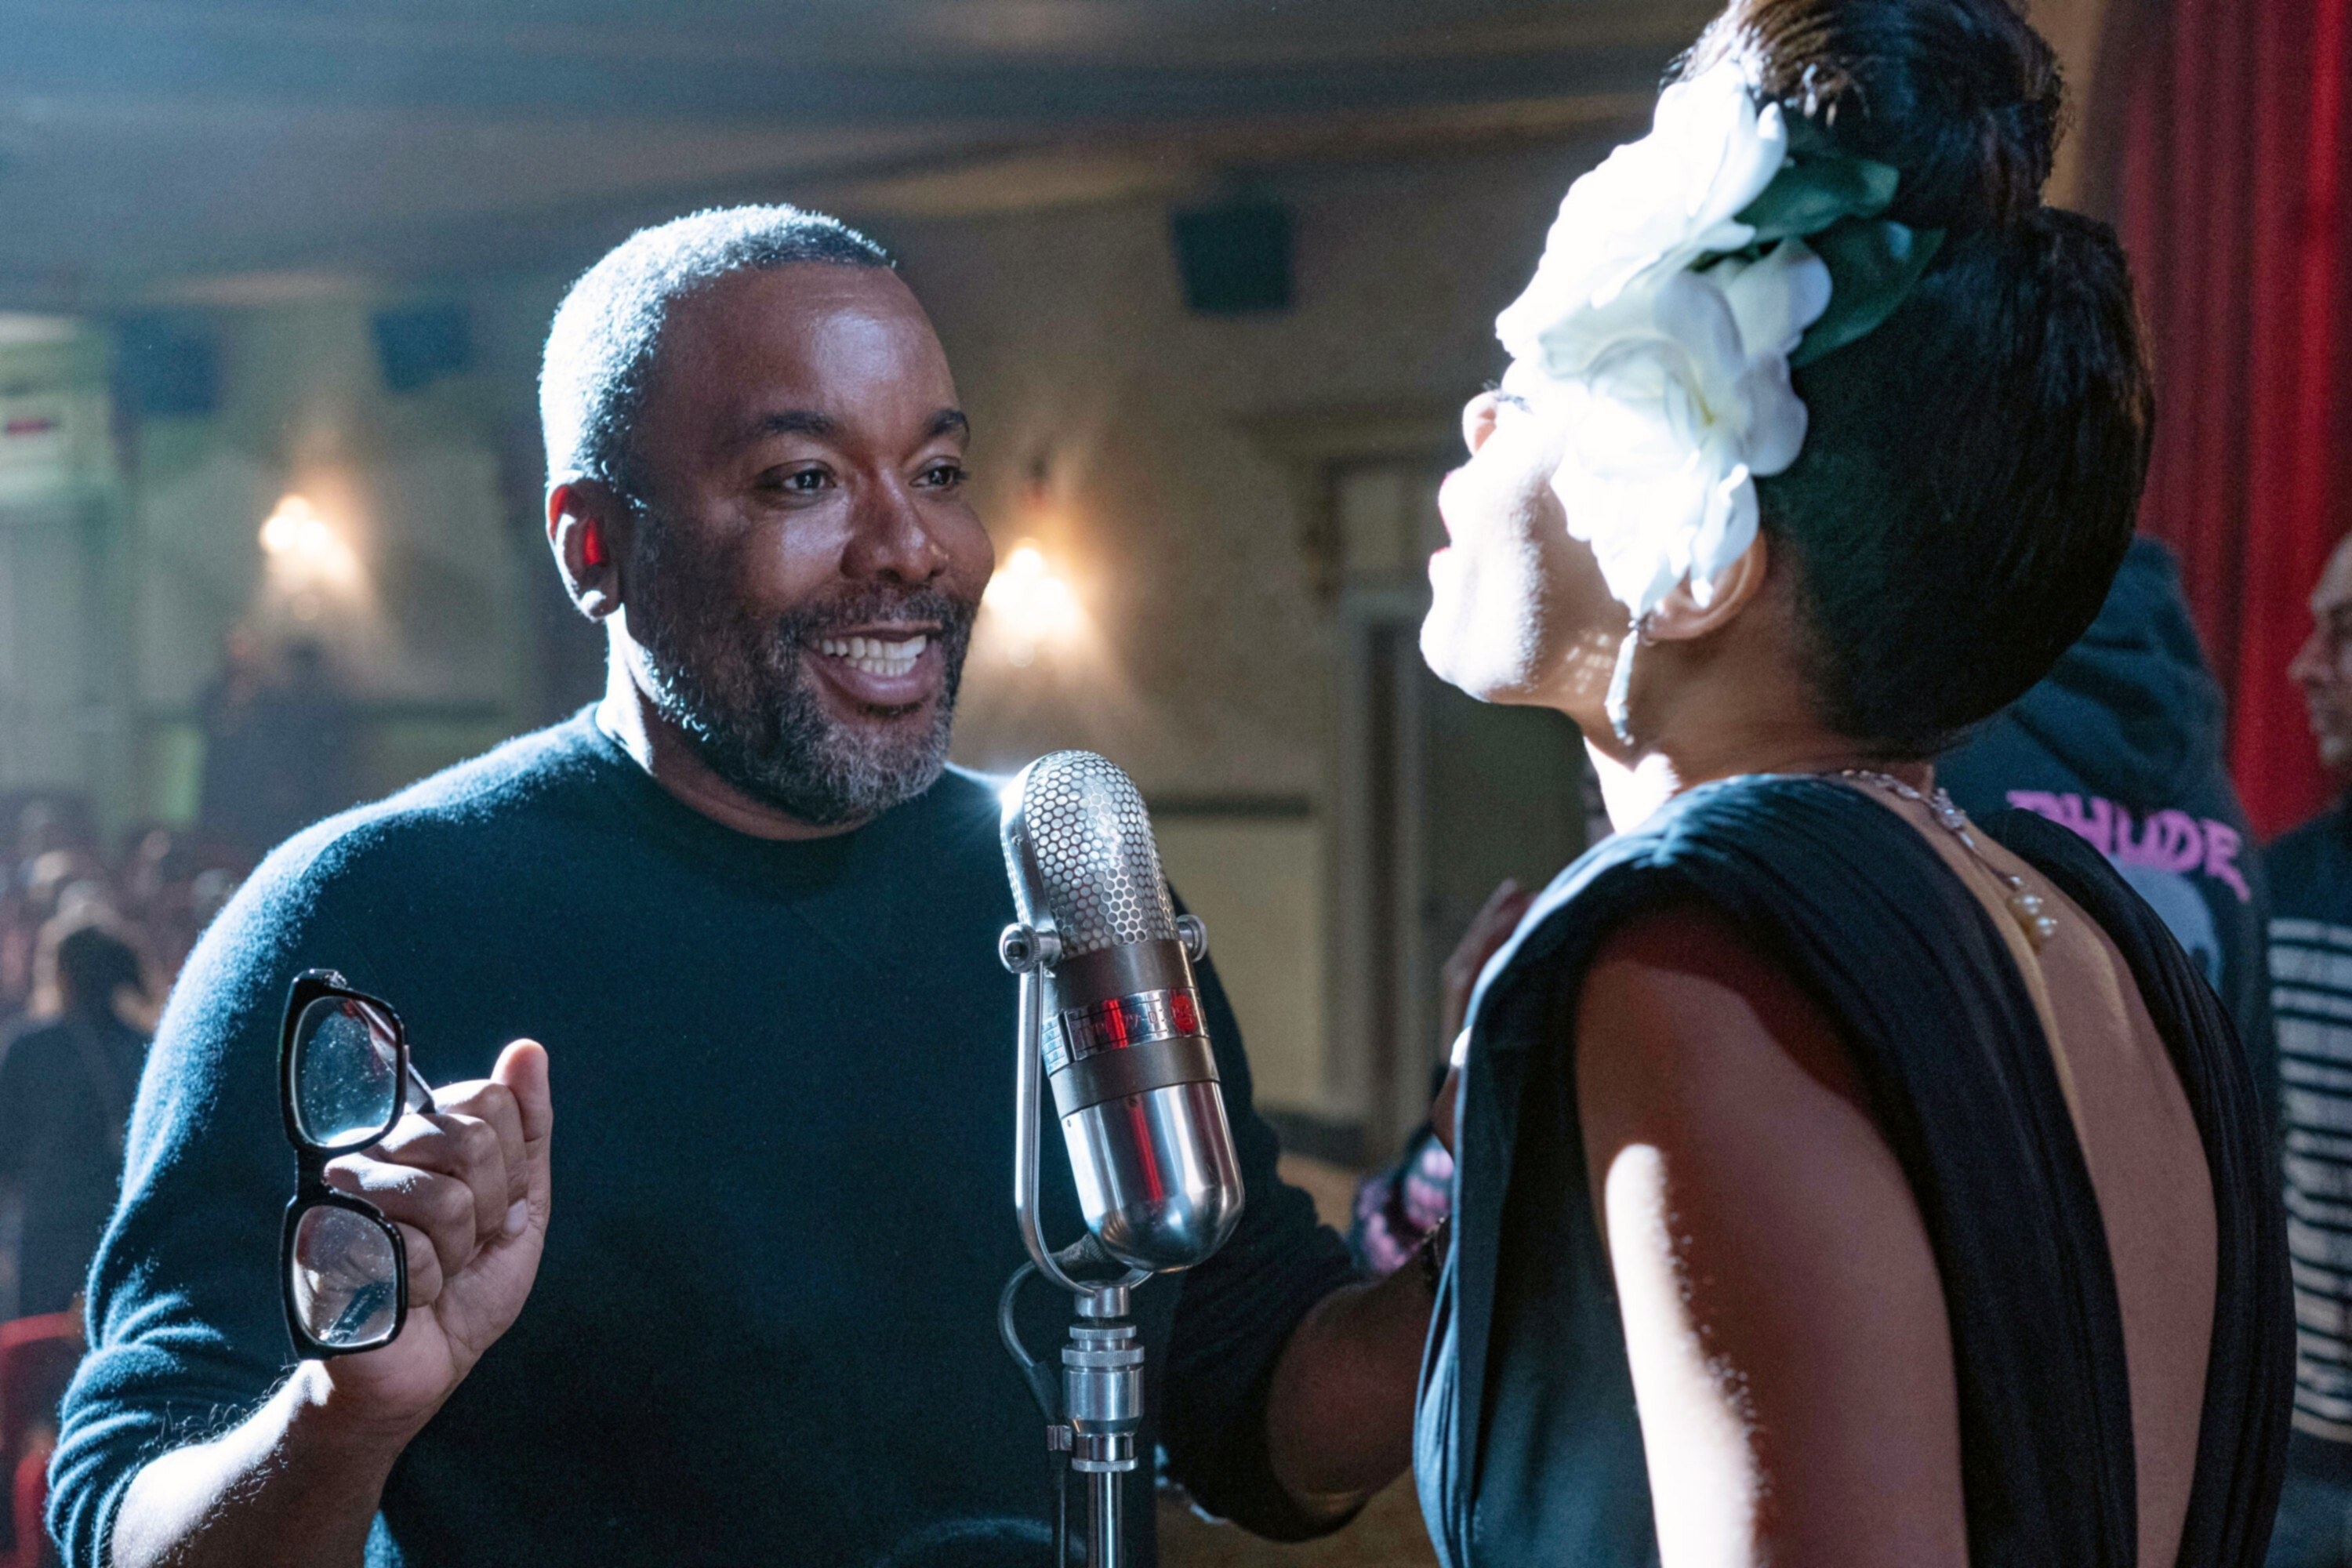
[1573,782,2221,1566]
[1875,786,2218,1567]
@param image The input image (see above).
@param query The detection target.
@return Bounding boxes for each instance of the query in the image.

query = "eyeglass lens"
[290,994,404,1150]
[289,1203,401,1350]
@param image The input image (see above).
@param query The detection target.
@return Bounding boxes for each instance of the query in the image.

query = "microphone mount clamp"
[997,909,1207,1568]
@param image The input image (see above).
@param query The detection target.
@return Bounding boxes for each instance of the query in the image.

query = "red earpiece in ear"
[581,524,607,568]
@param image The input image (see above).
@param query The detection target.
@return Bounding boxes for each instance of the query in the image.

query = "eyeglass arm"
[401,1060,437,1117]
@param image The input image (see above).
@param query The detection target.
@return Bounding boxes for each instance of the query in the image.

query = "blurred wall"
[0,318,126,818]
[124,298,540,825]
[906,147,1585,792]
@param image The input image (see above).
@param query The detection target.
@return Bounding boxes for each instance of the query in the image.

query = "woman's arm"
[1574,904,1966,1568]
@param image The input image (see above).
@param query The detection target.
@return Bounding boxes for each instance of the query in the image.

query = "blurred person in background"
[9,802,86,886]
[198,631,360,861]
[0,920,151,1318]
[1939,535,2274,1094]
[278,640,358,829]
[0,803,107,1033]
[2258,531,2352,1567]
[0,885,32,1034]
[1352,880,1528,1275]
[122,831,194,985]
[193,628,271,858]
[120,829,243,1002]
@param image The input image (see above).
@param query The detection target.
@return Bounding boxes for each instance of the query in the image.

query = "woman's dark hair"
[1686,0,2154,754]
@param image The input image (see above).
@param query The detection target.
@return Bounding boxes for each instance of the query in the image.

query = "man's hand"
[1261,882,1534,1517]
[1433,880,1533,1153]
[111,1040,553,1568]
[1439,879,1534,1047]
[318,1039,554,1436]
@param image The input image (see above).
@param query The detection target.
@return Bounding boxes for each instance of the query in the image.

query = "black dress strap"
[1984,807,2292,1568]
[1416,775,2288,1567]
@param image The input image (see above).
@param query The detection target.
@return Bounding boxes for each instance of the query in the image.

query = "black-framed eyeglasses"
[278,968,434,1359]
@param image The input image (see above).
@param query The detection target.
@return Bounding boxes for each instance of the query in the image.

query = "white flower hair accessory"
[1497,58,1944,741]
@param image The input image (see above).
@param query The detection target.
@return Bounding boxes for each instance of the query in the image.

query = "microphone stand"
[998,916,1183,1568]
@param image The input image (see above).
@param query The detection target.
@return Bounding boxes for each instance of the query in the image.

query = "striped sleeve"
[2272,916,2352,1440]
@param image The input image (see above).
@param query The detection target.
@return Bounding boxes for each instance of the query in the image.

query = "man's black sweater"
[50,713,1356,1567]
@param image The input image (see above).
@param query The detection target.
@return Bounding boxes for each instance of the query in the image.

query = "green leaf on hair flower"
[1736,153,1900,245]
[1713,119,1945,368]
[1791,219,1945,366]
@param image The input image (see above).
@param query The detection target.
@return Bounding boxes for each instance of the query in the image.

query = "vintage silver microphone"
[996,750,1246,1568]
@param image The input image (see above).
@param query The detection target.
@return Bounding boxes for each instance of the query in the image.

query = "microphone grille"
[1009,750,1177,957]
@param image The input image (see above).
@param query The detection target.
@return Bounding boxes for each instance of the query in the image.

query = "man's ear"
[1643,530,1769,644]
[546,478,631,622]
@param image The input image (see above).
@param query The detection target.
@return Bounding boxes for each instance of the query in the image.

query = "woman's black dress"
[1414,775,2290,1566]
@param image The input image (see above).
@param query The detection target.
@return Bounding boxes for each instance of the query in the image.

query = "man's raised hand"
[314,1040,553,1436]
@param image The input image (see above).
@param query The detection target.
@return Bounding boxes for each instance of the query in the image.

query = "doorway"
[1323,459,1592,1161]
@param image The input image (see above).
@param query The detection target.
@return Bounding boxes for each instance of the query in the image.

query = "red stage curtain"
[2118,0,2352,837]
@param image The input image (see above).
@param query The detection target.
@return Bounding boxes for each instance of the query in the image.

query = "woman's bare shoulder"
[1573,898,1968,1568]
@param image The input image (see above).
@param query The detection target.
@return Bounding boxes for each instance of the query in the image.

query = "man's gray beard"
[646,648,963,826]
[630,539,975,826]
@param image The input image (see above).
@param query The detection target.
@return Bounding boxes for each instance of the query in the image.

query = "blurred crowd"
[0,803,247,1040]
[0,801,250,1322]
[0,632,358,1564]
[0,627,358,1330]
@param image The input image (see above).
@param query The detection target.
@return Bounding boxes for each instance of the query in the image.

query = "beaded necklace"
[1838,769,2058,949]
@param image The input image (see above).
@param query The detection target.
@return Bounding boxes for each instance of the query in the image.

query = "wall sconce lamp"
[258,492,363,619]
[982,539,1080,667]
[260,493,332,559]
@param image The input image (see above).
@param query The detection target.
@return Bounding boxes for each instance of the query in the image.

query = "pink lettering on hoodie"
[2004,790,2250,903]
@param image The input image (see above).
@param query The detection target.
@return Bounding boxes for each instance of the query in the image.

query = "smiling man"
[46,209,1435,1568]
